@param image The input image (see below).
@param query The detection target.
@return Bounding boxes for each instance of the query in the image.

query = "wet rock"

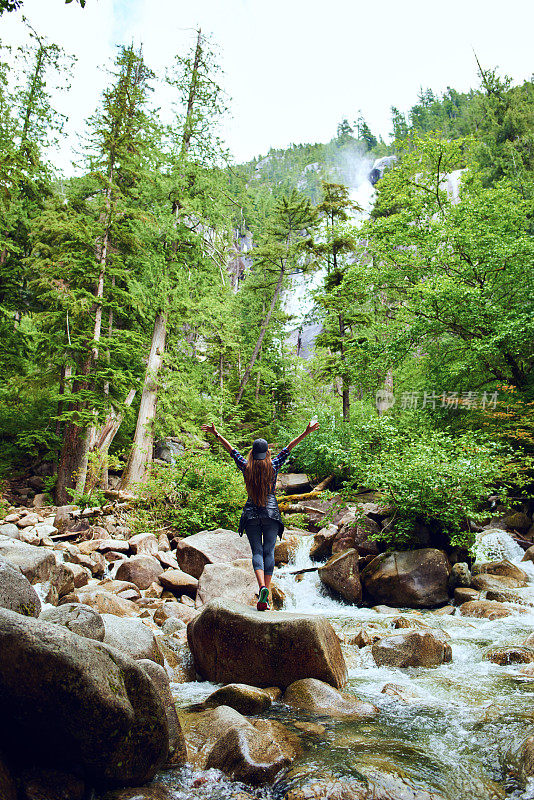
[282,770,445,800]
[471,573,526,591]
[128,532,158,556]
[372,630,452,668]
[459,600,516,619]
[309,524,338,561]
[195,560,258,607]
[502,512,532,533]
[115,555,163,589]
[333,515,381,557]
[156,634,196,683]
[102,615,164,664]
[448,562,471,590]
[474,559,528,582]
[0,608,168,785]
[484,646,534,665]
[187,599,347,689]
[0,557,41,617]
[522,545,534,563]
[283,678,378,718]
[349,624,383,648]
[153,601,198,626]
[432,605,455,615]
[391,615,431,630]
[360,549,451,608]
[270,580,286,610]
[17,767,85,800]
[175,528,251,579]
[506,734,534,788]
[380,683,420,702]
[318,548,362,604]
[454,587,480,604]
[138,660,186,767]
[158,568,198,598]
[485,588,533,606]
[274,534,301,565]
[204,683,273,715]
[102,788,175,800]
[40,603,105,640]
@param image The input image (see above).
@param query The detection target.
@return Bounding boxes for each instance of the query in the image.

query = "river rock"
[0,523,20,539]
[360,549,451,608]
[71,587,140,617]
[502,512,532,533]
[40,603,105,640]
[0,557,41,617]
[204,683,273,715]
[187,599,347,689]
[153,601,198,626]
[115,555,163,589]
[128,532,158,556]
[310,524,338,561]
[372,630,452,667]
[158,568,198,598]
[0,536,57,584]
[0,608,168,784]
[318,548,362,604]
[474,559,528,582]
[137,660,186,767]
[333,516,380,557]
[484,646,534,665]
[522,545,534,563]
[380,683,420,702]
[472,573,526,591]
[101,615,163,664]
[454,587,480,604]
[283,678,378,718]
[97,539,130,554]
[16,767,85,800]
[17,512,40,528]
[98,579,142,600]
[448,562,471,590]
[274,534,301,565]
[175,529,251,579]
[459,600,515,619]
[102,788,175,800]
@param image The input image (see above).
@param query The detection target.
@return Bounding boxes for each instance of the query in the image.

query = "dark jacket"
[238,494,284,539]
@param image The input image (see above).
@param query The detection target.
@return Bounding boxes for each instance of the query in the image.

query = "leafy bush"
[134,450,246,537]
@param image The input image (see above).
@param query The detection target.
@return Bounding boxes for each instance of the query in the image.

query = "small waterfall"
[473,528,526,564]
[275,536,351,614]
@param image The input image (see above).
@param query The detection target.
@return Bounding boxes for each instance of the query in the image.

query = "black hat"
[252,438,269,460]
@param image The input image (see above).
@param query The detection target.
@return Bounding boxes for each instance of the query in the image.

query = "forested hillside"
[1,21,533,547]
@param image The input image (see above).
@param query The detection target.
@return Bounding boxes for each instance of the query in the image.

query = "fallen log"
[286,566,320,576]
[313,475,334,492]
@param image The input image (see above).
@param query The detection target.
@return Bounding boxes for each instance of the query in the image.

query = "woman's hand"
[305,421,320,434]
[201,423,218,437]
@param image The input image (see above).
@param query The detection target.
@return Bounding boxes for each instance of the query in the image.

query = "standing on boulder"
[201,422,319,610]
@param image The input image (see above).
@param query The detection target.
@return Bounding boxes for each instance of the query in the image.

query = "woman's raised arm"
[201,423,235,455]
[285,420,319,452]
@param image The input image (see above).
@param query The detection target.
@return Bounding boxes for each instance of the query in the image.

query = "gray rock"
[0,536,57,584]
[0,557,41,617]
[161,617,186,635]
[277,473,311,494]
[372,630,452,667]
[175,529,251,579]
[204,683,273,715]
[115,555,163,589]
[361,549,451,608]
[283,678,378,718]
[40,603,105,640]
[138,660,186,767]
[102,614,164,664]
[448,562,471,590]
[0,608,169,785]
[0,524,20,539]
[318,548,362,604]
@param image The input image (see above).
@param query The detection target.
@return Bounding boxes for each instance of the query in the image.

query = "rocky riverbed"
[1,493,534,800]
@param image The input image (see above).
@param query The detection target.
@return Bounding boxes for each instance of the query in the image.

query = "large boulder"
[137,660,186,767]
[332,516,380,557]
[277,474,311,494]
[115,555,163,590]
[175,529,251,579]
[309,524,338,561]
[473,559,528,583]
[318,549,362,604]
[0,608,169,785]
[203,684,273,715]
[372,630,452,668]
[459,600,516,620]
[69,587,140,618]
[187,600,347,689]
[101,615,164,664]
[196,560,258,607]
[0,536,57,584]
[282,678,378,718]
[40,603,105,641]
[0,557,41,617]
[158,568,198,598]
[471,573,525,591]
[360,549,451,608]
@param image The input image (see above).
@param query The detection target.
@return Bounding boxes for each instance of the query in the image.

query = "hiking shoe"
[257,586,269,611]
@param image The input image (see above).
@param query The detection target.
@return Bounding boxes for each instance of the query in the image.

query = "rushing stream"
[144,531,534,800]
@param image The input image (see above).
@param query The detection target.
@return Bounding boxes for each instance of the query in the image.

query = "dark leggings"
[245,518,279,576]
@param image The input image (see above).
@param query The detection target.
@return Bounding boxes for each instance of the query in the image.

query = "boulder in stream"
[459,600,517,619]
[40,603,105,640]
[360,548,451,608]
[0,607,169,785]
[187,599,347,689]
[203,683,273,715]
[0,556,41,617]
[283,678,378,718]
[318,548,362,604]
[372,630,452,668]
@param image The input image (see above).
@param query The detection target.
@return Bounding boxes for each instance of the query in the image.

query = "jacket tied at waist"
[238,493,284,539]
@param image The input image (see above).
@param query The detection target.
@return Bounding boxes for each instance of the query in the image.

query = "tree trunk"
[180,28,202,159]
[120,312,167,490]
[339,313,350,422]
[235,265,285,404]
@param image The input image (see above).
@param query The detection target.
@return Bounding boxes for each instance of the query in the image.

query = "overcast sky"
[2,0,533,173]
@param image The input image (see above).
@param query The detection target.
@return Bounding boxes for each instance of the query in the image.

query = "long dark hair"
[244,450,273,507]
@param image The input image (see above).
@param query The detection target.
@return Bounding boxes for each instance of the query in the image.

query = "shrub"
[134,450,246,537]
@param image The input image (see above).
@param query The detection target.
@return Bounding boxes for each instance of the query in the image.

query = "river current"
[146,531,534,800]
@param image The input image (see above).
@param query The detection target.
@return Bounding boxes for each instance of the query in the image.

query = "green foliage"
[134,451,246,536]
